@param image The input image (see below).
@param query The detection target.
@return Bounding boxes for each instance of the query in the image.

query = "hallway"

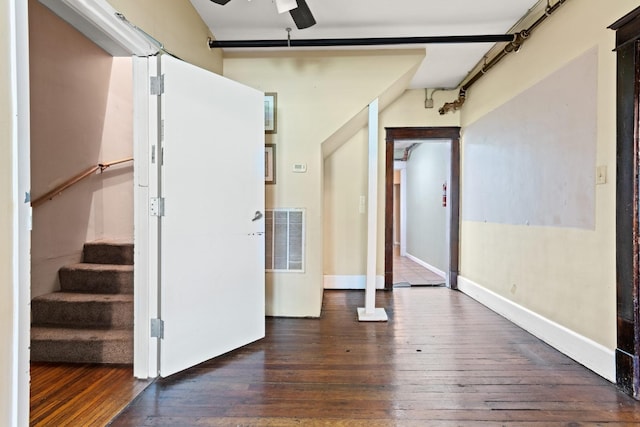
[393,253,445,286]
[111,288,640,426]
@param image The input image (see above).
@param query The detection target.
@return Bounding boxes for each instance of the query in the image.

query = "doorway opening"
[27,0,142,422]
[384,127,461,291]
[392,140,450,288]
[609,7,640,399]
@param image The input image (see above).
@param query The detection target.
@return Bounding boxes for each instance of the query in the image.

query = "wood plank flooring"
[30,363,149,426]
[110,288,640,426]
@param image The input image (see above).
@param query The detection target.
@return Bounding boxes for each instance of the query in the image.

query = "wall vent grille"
[265,209,305,272]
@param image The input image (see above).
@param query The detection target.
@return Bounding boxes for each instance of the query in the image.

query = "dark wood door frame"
[384,127,461,291]
[610,6,640,399]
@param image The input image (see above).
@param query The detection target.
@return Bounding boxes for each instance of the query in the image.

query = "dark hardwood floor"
[110,288,640,426]
[30,363,150,426]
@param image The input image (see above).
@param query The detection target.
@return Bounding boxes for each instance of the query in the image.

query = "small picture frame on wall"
[265,144,276,184]
[264,92,277,134]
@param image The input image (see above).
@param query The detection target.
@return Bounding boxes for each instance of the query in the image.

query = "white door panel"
[157,54,265,377]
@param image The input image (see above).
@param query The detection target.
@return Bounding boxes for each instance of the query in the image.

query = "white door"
[157,54,265,377]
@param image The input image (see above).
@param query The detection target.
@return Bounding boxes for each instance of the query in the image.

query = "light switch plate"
[596,165,607,185]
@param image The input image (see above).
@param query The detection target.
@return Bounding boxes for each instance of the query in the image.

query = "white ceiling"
[190,0,540,88]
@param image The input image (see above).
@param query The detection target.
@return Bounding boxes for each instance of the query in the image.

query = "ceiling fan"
[208,0,316,30]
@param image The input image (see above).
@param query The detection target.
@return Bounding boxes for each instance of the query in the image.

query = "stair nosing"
[60,263,134,271]
[84,241,133,246]
[31,326,133,340]
[32,292,134,302]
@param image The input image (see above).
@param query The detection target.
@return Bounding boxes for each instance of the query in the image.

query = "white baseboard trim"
[405,253,446,278]
[324,275,385,290]
[458,276,615,383]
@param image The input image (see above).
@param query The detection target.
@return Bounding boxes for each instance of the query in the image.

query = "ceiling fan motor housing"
[207,0,316,30]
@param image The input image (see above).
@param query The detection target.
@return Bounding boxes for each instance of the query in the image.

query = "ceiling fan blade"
[209,0,232,5]
[290,0,316,29]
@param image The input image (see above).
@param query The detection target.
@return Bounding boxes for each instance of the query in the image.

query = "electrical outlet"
[359,196,366,214]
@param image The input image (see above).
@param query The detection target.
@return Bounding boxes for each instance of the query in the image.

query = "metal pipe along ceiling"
[208,34,517,49]
[438,0,569,114]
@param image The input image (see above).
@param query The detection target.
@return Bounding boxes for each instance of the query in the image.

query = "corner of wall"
[107,0,222,74]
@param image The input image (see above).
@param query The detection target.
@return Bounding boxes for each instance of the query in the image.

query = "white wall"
[405,141,450,273]
[463,49,597,229]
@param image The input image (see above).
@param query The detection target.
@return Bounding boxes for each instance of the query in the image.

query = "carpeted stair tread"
[31,326,133,364]
[32,292,133,328]
[33,291,133,303]
[31,240,135,365]
[59,263,133,294]
[83,241,134,265]
[31,326,133,340]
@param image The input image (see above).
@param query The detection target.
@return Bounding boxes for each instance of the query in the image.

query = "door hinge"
[150,197,165,216]
[150,318,164,339]
[150,75,164,95]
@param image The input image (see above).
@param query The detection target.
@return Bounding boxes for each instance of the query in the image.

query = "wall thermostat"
[293,163,307,173]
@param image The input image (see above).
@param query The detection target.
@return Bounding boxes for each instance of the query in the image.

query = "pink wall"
[29,0,133,297]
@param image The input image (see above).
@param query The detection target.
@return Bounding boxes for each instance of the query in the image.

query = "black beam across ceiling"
[209,34,516,49]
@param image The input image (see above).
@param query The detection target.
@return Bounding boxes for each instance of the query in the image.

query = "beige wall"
[225,51,425,315]
[324,127,369,276]
[380,89,460,129]
[0,0,16,423]
[30,0,133,297]
[87,57,134,241]
[107,0,222,75]
[324,89,460,279]
[459,0,639,349]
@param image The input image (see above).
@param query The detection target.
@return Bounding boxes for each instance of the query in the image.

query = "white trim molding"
[39,0,161,57]
[12,0,32,424]
[458,276,615,382]
[324,275,385,290]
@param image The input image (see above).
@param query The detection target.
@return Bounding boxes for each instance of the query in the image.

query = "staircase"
[31,242,134,364]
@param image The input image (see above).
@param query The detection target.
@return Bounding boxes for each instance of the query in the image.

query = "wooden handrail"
[31,157,133,208]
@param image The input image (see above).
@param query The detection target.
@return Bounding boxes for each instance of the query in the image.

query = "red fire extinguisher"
[442,182,447,207]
